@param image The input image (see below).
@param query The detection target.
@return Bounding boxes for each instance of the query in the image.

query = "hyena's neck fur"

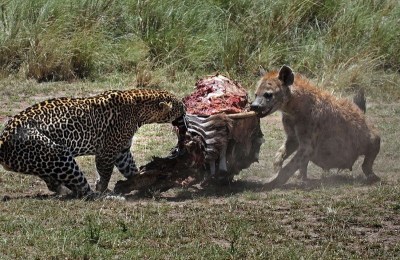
[280,77,323,117]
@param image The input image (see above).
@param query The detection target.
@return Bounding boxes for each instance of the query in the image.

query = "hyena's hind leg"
[362,135,381,183]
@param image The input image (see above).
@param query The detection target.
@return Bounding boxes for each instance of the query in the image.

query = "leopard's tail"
[353,88,366,113]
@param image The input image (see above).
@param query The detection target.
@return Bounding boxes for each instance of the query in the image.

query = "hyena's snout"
[250,102,261,112]
[250,97,271,118]
[250,98,264,112]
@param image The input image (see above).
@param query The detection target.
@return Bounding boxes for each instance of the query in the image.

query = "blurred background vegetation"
[0,0,399,98]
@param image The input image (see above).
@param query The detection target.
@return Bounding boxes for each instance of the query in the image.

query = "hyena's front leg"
[273,137,298,172]
[299,161,309,181]
[274,116,298,172]
[267,144,313,189]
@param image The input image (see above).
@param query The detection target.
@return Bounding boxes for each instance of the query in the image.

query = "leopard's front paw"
[95,180,109,193]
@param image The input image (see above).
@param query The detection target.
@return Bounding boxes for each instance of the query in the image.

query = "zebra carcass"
[114,75,264,194]
[184,112,263,183]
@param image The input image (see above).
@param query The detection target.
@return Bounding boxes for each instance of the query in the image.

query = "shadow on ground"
[279,174,372,191]
[124,173,374,202]
[1,174,376,202]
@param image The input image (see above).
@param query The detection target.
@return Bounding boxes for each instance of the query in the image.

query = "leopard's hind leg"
[40,175,64,194]
[4,128,92,197]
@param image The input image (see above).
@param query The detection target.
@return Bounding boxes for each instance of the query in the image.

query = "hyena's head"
[250,65,294,118]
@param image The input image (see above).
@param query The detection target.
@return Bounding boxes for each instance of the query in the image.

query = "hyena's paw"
[365,174,381,184]
[263,173,285,191]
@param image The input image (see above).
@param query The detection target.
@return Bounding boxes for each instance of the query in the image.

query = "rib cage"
[184,114,233,162]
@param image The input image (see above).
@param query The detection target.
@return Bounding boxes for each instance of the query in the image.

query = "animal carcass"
[114,74,264,194]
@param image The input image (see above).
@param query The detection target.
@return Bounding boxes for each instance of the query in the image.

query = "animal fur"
[250,65,380,188]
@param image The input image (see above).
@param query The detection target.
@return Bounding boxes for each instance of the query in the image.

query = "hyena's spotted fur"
[251,66,380,188]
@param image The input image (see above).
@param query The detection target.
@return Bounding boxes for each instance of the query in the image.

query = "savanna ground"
[0,77,399,259]
[0,0,400,259]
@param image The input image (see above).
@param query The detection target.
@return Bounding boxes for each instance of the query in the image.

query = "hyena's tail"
[0,139,4,164]
[353,88,366,113]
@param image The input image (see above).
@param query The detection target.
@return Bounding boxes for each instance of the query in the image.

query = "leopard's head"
[141,90,186,124]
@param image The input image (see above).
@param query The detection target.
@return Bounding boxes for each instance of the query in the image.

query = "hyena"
[250,65,380,188]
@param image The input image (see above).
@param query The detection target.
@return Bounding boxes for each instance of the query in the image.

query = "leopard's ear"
[159,101,172,112]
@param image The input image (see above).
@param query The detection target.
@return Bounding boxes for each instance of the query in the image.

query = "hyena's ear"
[159,101,172,113]
[258,65,266,77]
[278,65,294,86]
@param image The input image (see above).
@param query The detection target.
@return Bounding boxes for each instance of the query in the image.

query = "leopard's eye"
[264,92,273,99]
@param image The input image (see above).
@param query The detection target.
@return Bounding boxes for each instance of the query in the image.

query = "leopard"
[0,88,186,197]
[250,65,380,188]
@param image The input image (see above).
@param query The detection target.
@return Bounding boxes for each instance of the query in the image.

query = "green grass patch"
[0,0,399,100]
